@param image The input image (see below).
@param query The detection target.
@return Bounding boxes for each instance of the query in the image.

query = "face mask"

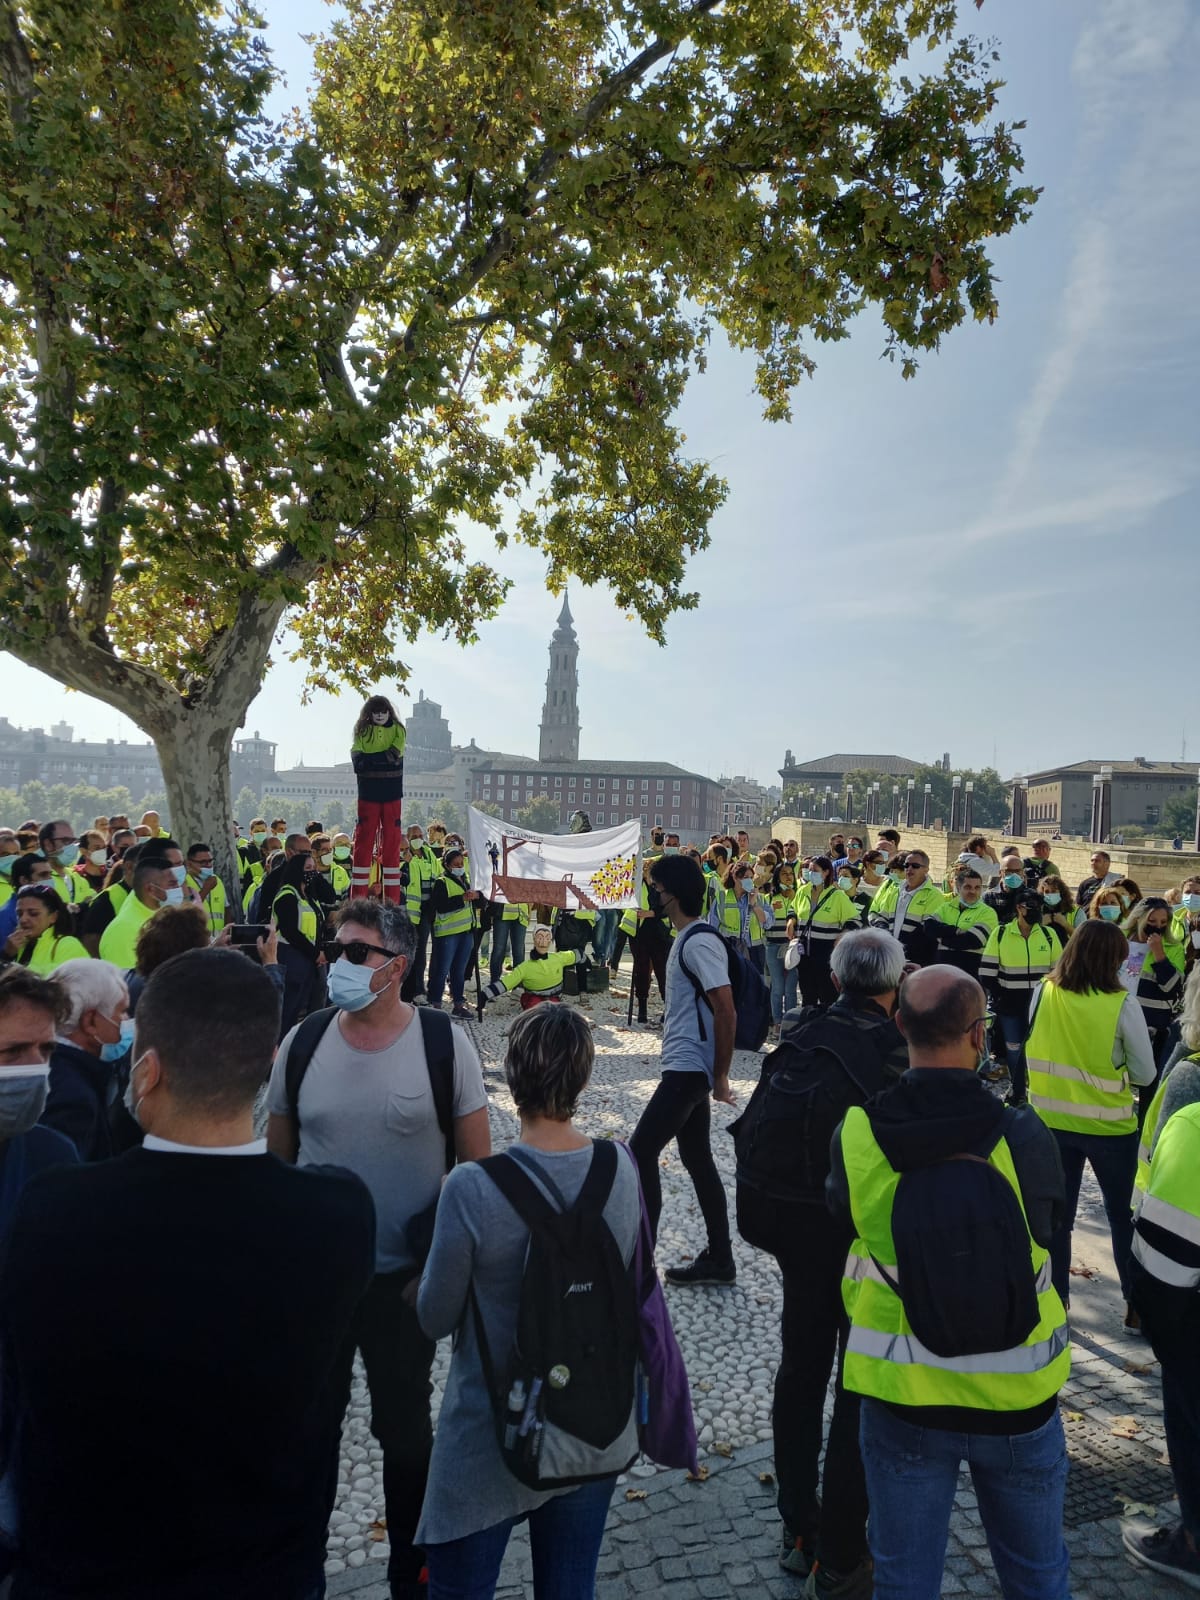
[1118,894,1132,910]
[163,886,184,906]
[663,845,679,856]
[887,870,904,885]
[958,894,976,908]
[737,876,752,894]
[1043,892,1061,907]
[1003,873,1023,890]
[89,849,108,868]
[0,1064,51,1136]
[318,853,333,867]
[449,867,466,880]
[1099,904,1121,922]
[194,865,214,882]
[1183,894,1200,913]
[0,855,15,877]
[123,1054,148,1128]
[334,846,352,861]
[167,864,186,885]
[99,1018,136,1064]
[837,877,854,892]
[252,831,267,846]
[975,1025,990,1077]
[327,955,394,1012]
[54,844,80,868]
[1021,903,1043,924]
[806,869,824,886]
[1147,925,1169,940]
[372,712,390,724]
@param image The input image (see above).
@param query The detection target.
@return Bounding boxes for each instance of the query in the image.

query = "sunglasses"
[18,883,56,897]
[338,940,399,966]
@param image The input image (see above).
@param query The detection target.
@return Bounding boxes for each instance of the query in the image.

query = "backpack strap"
[284,1007,339,1132]
[675,922,730,1042]
[417,1006,457,1175]
[479,1139,617,1225]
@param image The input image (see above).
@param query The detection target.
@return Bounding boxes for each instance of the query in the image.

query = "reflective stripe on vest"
[838,1105,1069,1411]
[274,886,318,945]
[1131,1234,1200,1288]
[713,889,765,944]
[434,881,474,937]
[1132,1100,1200,1286]
[1025,982,1133,1135]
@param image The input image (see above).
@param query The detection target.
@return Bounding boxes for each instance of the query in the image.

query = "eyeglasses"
[337,940,399,966]
[50,837,77,848]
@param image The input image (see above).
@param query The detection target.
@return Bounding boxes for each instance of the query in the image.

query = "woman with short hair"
[417,1005,640,1599]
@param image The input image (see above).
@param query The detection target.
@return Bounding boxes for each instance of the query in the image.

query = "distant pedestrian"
[630,854,737,1286]
[350,695,406,902]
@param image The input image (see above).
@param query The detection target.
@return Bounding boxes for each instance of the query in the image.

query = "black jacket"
[0,1148,375,1600]
[41,1042,117,1162]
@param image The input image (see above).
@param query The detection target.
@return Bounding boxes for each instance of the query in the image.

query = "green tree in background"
[514,794,563,833]
[233,788,261,827]
[0,0,1038,887]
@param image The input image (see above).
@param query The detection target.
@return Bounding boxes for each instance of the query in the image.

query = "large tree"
[0,0,1037,886]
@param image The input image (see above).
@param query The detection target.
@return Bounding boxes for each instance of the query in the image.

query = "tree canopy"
[0,0,1037,871]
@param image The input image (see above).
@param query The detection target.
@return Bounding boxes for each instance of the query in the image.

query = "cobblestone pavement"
[322,971,1183,1598]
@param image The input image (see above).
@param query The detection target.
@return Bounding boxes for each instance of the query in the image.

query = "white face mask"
[123,1053,148,1128]
[89,848,108,868]
[0,1064,51,1136]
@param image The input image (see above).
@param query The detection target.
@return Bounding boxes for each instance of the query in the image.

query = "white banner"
[466,807,642,910]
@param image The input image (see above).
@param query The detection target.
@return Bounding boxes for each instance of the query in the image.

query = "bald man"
[827,965,1069,1600]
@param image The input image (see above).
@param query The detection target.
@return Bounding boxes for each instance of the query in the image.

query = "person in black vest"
[739,929,907,1595]
[0,949,375,1600]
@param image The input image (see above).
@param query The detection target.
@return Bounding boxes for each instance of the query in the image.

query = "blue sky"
[4,0,1197,785]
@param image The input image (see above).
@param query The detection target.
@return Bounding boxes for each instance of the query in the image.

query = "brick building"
[469,756,724,838]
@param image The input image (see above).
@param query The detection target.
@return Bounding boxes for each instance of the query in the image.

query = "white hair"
[55,959,129,1033]
[829,928,905,996]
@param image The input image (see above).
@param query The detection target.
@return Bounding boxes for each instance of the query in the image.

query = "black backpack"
[675,923,771,1053]
[873,1108,1041,1358]
[471,1141,640,1489]
[730,1012,894,1245]
[283,1004,456,1262]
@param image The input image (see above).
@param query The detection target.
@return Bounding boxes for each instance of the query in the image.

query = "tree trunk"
[154,710,240,905]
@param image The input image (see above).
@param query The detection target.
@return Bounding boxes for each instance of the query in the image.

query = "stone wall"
[767,819,1200,894]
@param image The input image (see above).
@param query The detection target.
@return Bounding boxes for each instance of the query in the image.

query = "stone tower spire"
[538,591,581,763]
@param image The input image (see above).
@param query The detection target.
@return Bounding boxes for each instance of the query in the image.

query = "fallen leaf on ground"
[696,1379,714,1392]
[711,1441,734,1457]
[1063,1411,1084,1423]
[370,1519,387,1530]
[1115,1495,1158,1518]
[758,1472,776,1485]
[686,1466,710,1483]
[369,1528,387,1542]
[1123,1362,1155,1375]
[624,1489,648,1501]
[1069,1265,1099,1279]
[1109,1416,1141,1439]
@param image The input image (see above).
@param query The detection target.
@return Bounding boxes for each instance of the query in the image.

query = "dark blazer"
[41,1042,116,1162]
[0,1147,375,1600]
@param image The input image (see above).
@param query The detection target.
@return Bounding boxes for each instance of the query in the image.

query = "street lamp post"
[891,784,900,824]
[922,783,932,828]
[905,778,916,828]
[872,782,881,825]
[964,780,974,835]
[950,774,961,833]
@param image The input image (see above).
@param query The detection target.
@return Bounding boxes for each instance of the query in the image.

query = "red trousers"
[352,797,404,903]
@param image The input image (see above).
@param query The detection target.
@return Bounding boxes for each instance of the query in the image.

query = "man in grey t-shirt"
[267,900,489,1600]
[629,855,737,1287]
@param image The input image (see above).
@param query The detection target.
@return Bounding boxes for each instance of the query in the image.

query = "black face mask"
[646,885,665,916]
[1020,901,1044,924]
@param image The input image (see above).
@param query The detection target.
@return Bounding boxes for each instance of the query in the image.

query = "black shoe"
[1122,1523,1200,1590]
[804,1558,874,1599]
[451,1004,473,1020]
[779,1525,815,1577]
[664,1249,735,1286]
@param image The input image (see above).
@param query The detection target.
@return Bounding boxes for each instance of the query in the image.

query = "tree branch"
[0,1,34,129]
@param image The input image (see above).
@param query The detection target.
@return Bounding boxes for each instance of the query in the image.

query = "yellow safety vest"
[499,949,578,996]
[434,876,475,938]
[99,894,158,968]
[839,1106,1070,1410]
[22,928,90,973]
[186,873,227,936]
[1132,1100,1200,1288]
[711,887,767,946]
[1026,982,1133,1136]
[273,884,319,947]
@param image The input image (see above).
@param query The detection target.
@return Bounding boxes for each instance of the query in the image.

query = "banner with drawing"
[465,807,642,911]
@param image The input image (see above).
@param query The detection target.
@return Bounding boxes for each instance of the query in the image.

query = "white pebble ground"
[323,980,779,1576]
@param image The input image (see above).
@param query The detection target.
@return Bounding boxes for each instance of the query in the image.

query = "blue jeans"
[860,1400,1070,1600]
[426,1475,617,1600]
[763,939,796,1024]
[489,920,526,983]
[428,930,474,1007]
[1049,1126,1138,1302]
[996,1012,1028,1102]
[592,908,619,966]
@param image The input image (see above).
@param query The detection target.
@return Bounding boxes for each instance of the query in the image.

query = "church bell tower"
[538,593,581,763]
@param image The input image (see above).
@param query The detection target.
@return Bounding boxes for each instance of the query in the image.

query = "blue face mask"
[0,855,14,877]
[1043,893,1061,907]
[196,866,215,882]
[163,886,184,906]
[1099,904,1121,922]
[1183,894,1200,914]
[99,1018,136,1064]
[169,864,187,886]
[54,844,80,869]
[1003,873,1023,890]
[327,955,396,1012]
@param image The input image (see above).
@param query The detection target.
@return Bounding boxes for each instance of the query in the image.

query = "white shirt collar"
[141,1135,267,1157]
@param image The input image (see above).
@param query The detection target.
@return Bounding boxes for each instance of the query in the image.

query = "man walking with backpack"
[828,966,1071,1600]
[630,854,738,1286]
[733,929,908,1597]
[266,899,491,1600]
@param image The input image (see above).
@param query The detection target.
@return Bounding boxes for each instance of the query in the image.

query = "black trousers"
[631,921,670,1015]
[329,1269,436,1588]
[629,1070,731,1260]
[401,907,435,1000]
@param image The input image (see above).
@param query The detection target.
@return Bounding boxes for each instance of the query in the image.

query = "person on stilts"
[350,696,406,903]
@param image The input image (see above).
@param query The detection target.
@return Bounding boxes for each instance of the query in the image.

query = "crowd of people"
[3,782,1200,1600]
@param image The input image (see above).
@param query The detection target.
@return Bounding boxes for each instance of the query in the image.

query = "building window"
[539,775,548,787]
[598,778,605,789]
[655,815,663,827]
[594,811,604,825]
[1147,806,1161,826]
[671,814,679,827]
[525,775,533,787]
[627,779,634,790]
[582,776,591,788]
[555,777,562,788]
[673,780,680,791]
